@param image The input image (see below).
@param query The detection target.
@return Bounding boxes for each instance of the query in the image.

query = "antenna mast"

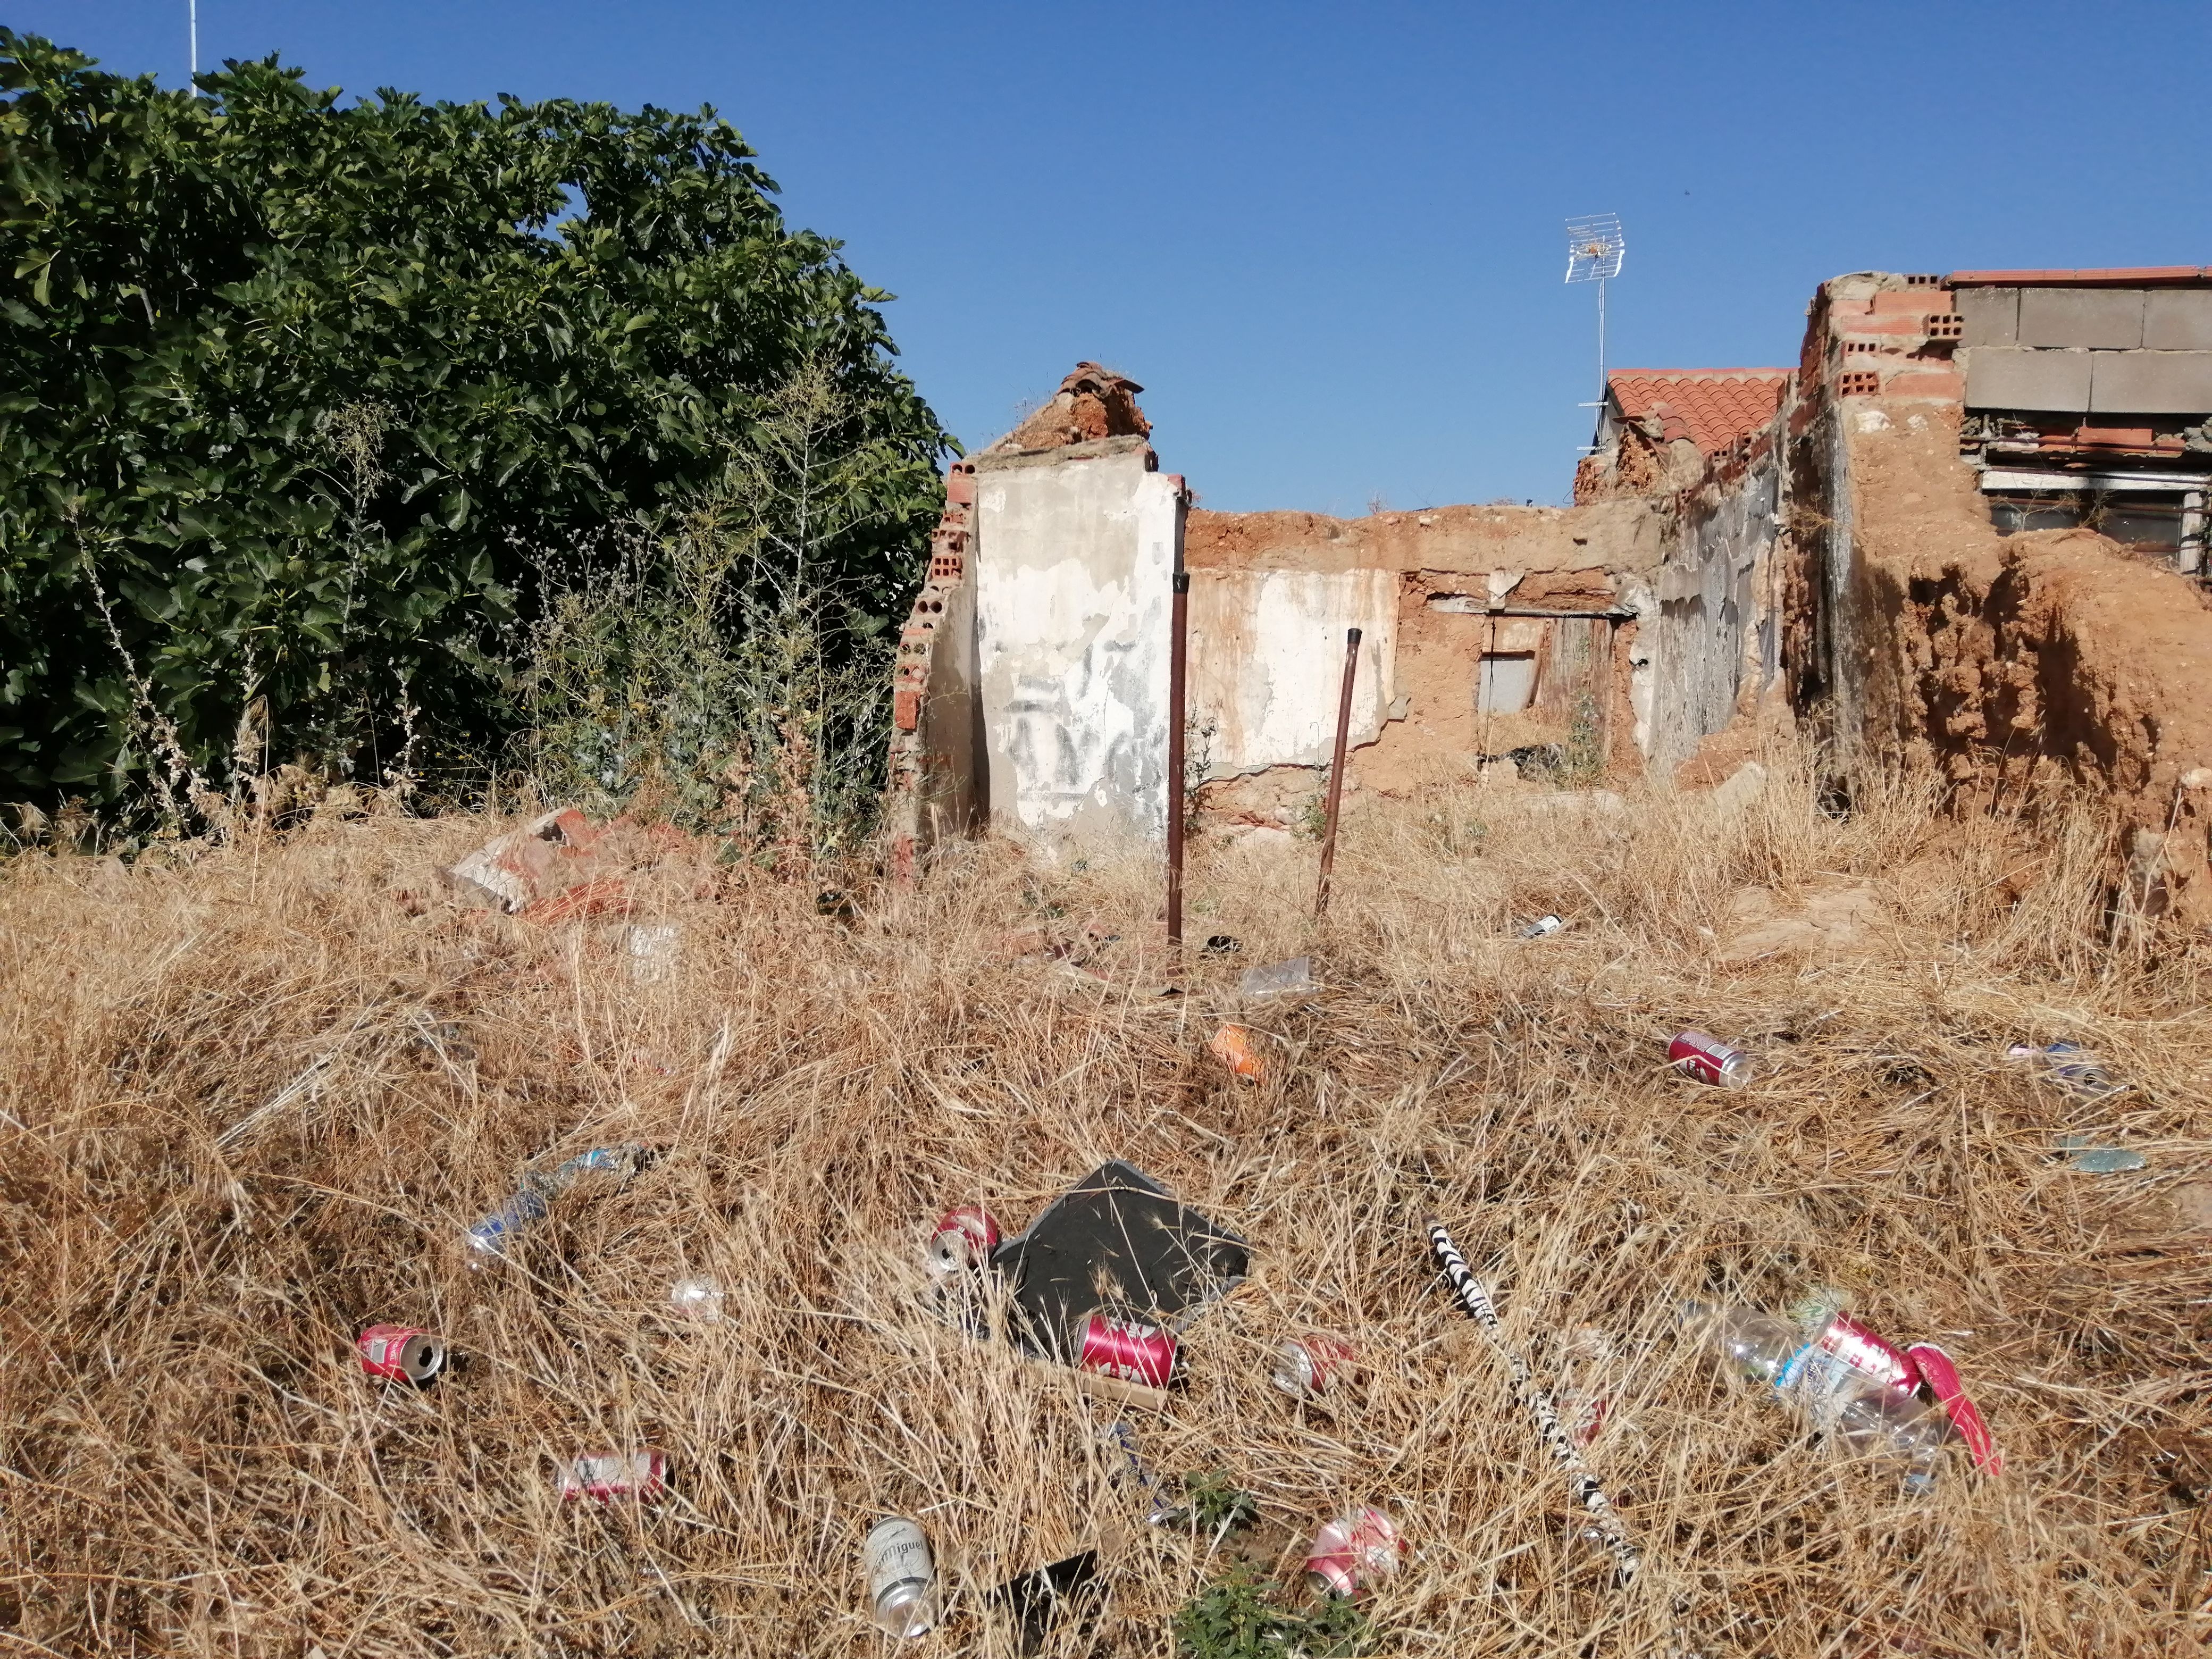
[189,0,198,83]
[1564,214,1626,449]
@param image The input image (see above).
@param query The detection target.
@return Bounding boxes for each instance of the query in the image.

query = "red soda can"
[558,1450,667,1503]
[1303,1506,1403,1597]
[1271,1335,1358,1400]
[356,1325,446,1384]
[1074,1312,1179,1388]
[1669,1029,1753,1088]
[1809,1313,1920,1395]
[926,1204,1000,1276]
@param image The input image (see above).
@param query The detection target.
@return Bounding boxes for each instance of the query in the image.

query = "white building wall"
[972,442,1182,844]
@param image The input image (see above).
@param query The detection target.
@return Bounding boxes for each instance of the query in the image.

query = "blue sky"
[19,2,2212,513]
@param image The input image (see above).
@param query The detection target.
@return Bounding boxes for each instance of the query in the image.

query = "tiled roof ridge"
[1608,368,1791,456]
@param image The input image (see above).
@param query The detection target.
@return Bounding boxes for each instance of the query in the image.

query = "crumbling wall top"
[1185,498,1665,576]
[987,363,1151,455]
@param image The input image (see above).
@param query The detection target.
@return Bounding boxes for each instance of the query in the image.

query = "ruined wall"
[1646,437,1783,773]
[1186,568,1397,775]
[885,463,982,878]
[1789,272,2212,927]
[970,437,1185,845]
[1183,501,1666,824]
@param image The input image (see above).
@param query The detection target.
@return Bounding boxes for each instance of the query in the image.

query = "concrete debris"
[1709,760,1767,818]
[440,809,715,920]
[1719,878,1891,962]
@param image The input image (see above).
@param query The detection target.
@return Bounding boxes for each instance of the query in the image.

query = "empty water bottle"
[1683,1301,1953,1490]
[465,1143,649,1268]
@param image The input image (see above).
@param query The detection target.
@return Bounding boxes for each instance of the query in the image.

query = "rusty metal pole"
[1314,626,1361,917]
[1166,569,1189,948]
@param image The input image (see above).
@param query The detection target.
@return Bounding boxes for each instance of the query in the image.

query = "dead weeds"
[1,751,2208,1655]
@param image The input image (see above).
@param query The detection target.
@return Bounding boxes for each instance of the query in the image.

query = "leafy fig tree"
[0,31,949,826]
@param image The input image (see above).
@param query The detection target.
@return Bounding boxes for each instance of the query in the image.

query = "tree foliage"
[0,31,949,819]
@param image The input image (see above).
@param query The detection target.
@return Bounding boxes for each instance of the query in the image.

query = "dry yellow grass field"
[3,750,2208,1656]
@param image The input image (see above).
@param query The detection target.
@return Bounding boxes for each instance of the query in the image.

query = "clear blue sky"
[20,3,2212,514]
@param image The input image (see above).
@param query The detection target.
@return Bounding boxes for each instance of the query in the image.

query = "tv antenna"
[189,0,198,83]
[1564,214,1625,443]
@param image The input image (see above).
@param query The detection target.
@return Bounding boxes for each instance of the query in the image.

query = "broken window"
[1477,652,1537,714]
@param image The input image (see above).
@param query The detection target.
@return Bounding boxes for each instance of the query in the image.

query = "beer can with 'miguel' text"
[558,1450,667,1503]
[1669,1029,1754,1088]
[1074,1313,1179,1388]
[356,1325,446,1384]
[1271,1335,1359,1400]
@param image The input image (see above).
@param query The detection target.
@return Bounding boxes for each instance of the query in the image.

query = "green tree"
[0,32,948,826]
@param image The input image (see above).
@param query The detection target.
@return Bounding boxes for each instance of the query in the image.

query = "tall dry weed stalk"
[1,742,2208,1655]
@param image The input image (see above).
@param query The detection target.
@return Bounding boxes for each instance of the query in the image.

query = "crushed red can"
[1303,1505,1403,1597]
[926,1204,1000,1276]
[1074,1312,1179,1388]
[1809,1312,1920,1395]
[1271,1335,1358,1400]
[558,1450,667,1503]
[356,1325,445,1384]
[1669,1029,1753,1088]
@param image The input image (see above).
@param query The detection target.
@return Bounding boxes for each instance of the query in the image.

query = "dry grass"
[3,748,2209,1657]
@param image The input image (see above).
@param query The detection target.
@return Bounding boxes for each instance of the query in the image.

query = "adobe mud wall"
[1182,501,1668,830]
[1785,272,2212,928]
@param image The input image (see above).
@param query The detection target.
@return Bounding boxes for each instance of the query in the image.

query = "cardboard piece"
[990,1160,1249,1362]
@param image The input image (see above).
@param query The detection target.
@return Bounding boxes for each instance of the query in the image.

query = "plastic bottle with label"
[1684,1301,1954,1490]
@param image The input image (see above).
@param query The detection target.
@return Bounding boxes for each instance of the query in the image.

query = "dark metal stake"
[1314,626,1361,917]
[1166,569,1189,948]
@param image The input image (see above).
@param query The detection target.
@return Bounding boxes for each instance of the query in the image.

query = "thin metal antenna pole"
[1597,274,1607,404]
[1313,626,1361,917]
[189,0,198,82]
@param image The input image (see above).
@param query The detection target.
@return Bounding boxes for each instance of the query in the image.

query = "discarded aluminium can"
[1271,1335,1358,1400]
[864,1516,936,1637]
[558,1450,667,1503]
[1074,1312,1179,1388]
[1303,1506,1403,1597]
[356,1325,446,1384]
[1669,1029,1753,1088]
[926,1204,1000,1276]
[1518,914,1565,939]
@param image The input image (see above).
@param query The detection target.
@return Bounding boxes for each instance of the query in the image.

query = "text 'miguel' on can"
[1669,1029,1753,1088]
[1271,1335,1358,1400]
[864,1516,936,1637]
[356,1325,446,1384]
[1074,1313,1179,1388]
[926,1204,1000,1276]
[1303,1506,1403,1597]
[558,1450,667,1503]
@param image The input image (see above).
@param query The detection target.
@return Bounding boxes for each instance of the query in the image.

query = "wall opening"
[1478,652,1538,714]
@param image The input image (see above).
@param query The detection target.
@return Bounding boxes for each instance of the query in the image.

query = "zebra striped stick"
[1425,1216,1642,1584]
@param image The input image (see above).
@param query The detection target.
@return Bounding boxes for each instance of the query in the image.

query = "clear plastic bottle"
[1684,1301,1953,1490]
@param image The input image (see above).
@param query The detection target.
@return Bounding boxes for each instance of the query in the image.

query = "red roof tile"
[1607,368,1791,455]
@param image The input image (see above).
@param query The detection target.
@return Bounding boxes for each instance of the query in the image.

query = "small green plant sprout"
[1182,1469,1261,1537]
[1171,1563,1372,1659]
